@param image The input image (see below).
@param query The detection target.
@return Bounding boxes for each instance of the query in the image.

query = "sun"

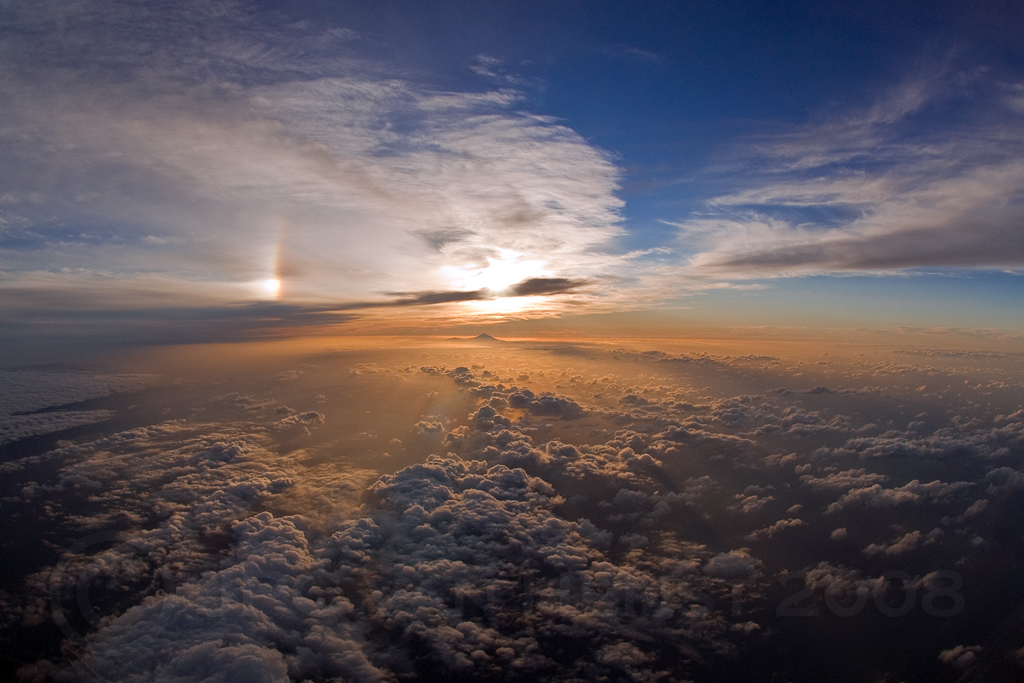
[443,249,547,293]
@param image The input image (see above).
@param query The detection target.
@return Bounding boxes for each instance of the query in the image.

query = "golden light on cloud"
[461,294,553,319]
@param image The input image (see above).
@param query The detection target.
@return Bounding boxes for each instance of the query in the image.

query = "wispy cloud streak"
[671,68,1024,277]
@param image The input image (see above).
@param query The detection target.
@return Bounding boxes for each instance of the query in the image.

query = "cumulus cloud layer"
[3,340,1024,681]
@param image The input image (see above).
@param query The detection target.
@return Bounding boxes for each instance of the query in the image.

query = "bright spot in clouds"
[261,279,281,298]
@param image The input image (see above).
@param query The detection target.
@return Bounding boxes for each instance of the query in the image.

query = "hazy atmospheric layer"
[1,335,1023,682]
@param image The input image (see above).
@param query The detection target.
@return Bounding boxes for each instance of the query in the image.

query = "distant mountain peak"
[446,332,503,342]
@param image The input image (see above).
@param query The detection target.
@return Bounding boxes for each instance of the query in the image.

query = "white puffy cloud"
[813,412,1024,461]
[825,479,974,514]
[938,644,982,670]
[801,562,885,596]
[62,512,387,683]
[800,469,888,491]
[703,551,761,580]
[727,494,774,514]
[4,416,375,643]
[745,518,806,541]
[862,530,923,557]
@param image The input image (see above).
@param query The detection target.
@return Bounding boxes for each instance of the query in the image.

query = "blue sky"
[1,0,1023,346]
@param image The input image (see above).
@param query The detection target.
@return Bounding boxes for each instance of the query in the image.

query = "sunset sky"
[2,0,1024,353]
